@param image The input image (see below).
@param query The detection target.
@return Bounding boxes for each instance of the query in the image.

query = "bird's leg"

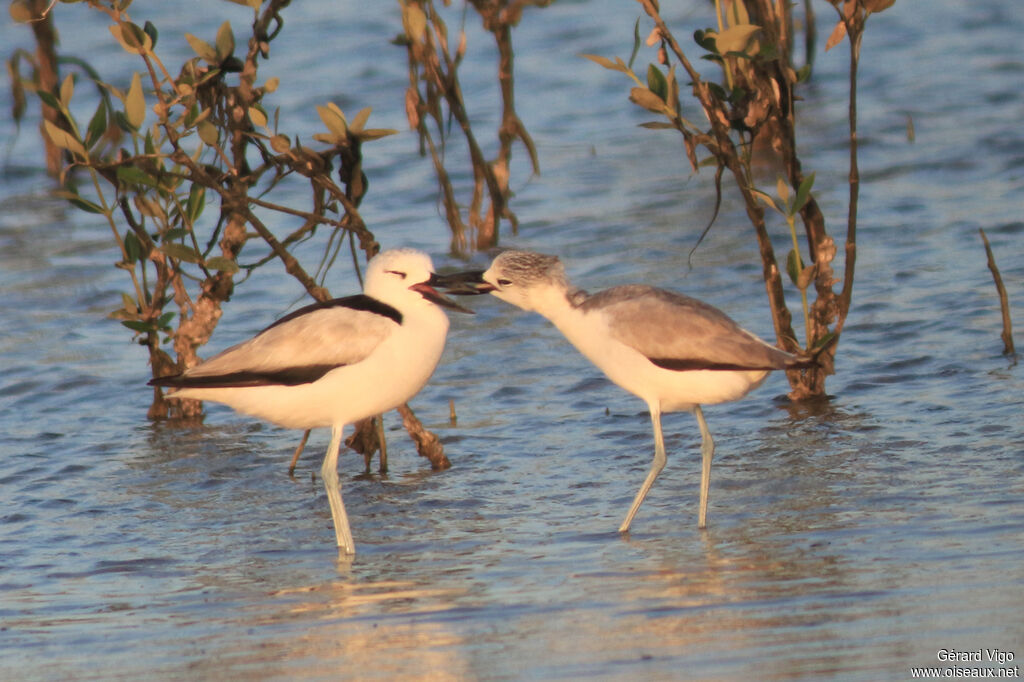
[694,405,715,529]
[321,424,356,555]
[619,405,667,533]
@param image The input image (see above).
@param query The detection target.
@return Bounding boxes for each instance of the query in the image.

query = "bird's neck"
[536,286,588,326]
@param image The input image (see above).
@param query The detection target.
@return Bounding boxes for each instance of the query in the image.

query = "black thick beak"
[430,270,496,295]
[411,274,476,314]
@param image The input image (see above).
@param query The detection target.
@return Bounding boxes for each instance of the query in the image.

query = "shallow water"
[2,1,1023,680]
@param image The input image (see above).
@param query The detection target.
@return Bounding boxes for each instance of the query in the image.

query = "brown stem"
[28,1,61,175]
[980,229,1016,356]
[398,404,450,470]
[834,21,861,338]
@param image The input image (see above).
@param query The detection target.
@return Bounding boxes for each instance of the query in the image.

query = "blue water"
[2,1,1022,680]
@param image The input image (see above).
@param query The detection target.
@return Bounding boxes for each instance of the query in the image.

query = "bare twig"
[398,404,450,471]
[287,429,311,477]
[980,229,1016,356]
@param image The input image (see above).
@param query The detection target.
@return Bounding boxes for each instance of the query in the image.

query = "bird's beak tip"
[429,270,493,296]
[411,280,476,314]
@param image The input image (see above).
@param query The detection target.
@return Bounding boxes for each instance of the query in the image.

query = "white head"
[480,250,575,313]
[363,248,473,314]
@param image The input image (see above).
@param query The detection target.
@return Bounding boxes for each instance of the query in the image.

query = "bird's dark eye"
[385,270,407,280]
[497,278,513,286]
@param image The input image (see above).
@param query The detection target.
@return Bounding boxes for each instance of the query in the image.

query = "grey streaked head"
[482,250,584,312]
[490,251,565,286]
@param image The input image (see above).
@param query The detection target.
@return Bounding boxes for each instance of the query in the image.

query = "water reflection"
[199,579,477,681]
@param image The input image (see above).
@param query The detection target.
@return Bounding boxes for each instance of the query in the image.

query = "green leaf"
[36,89,61,112]
[85,98,108,150]
[124,230,142,263]
[215,21,234,60]
[183,103,201,128]
[42,120,86,158]
[156,311,176,329]
[54,189,105,214]
[185,33,218,63]
[197,119,219,146]
[355,128,398,142]
[116,165,159,188]
[161,242,202,263]
[350,107,372,133]
[270,134,291,153]
[133,194,163,219]
[111,110,133,133]
[792,172,815,216]
[707,24,761,55]
[248,106,267,128]
[666,63,679,111]
[694,28,717,53]
[775,176,790,205]
[580,53,630,74]
[786,248,803,286]
[628,87,666,114]
[125,71,145,130]
[646,64,667,101]
[121,292,138,313]
[162,228,190,242]
[750,188,780,213]
[110,21,152,55]
[59,73,74,108]
[143,21,158,48]
[185,184,205,224]
[205,256,239,273]
[811,330,837,351]
[121,320,153,333]
[628,17,642,70]
[706,82,727,101]
[316,104,348,141]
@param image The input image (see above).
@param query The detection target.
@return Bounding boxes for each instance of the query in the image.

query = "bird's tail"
[788,331,838,371]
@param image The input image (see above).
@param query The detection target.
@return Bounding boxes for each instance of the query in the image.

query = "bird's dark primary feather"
[149,364,343,389]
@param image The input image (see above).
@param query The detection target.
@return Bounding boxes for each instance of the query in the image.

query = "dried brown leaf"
[825,19,847,51]
[629,86,666,114]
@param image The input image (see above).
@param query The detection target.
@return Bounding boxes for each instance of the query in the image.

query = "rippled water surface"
[2,1,1022,680]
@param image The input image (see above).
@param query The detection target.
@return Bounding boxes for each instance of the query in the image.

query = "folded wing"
[589,285,806,371]
[151,295,399,388]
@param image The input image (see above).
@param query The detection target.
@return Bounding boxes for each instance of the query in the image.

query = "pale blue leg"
[695,405,715,529]
[619,404,666,533]
[321,424,355,555]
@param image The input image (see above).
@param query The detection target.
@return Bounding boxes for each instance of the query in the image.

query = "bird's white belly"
[176,325,446,430]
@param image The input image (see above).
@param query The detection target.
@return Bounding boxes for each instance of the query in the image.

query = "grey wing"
[171,305,395,386]
[596,285,800,371]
